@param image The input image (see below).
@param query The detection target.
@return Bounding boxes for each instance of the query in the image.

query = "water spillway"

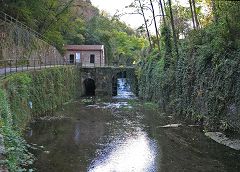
[114,78,135,99]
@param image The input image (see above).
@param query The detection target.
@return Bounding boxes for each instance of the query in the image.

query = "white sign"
[76,53,81,63]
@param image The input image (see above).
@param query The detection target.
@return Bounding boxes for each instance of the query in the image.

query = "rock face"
[71,0,98,21]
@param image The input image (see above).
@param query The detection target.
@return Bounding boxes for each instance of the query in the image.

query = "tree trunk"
[211,0,218,23]
[168,0,179,59]
[162,0,167,12]
[192,0,199,29]
[138,0,152,49]
[159,0,166,26]
[150,0,161,53]
[189,0,196,29]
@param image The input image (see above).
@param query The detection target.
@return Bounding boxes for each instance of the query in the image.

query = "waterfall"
[114,78,135,99]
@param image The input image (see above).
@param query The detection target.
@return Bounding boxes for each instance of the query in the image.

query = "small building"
[64,45,105,67]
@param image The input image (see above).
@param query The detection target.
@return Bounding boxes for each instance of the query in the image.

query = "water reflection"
[87,102,133,110]
[24,75,240,172]
[28,129,33,137]
[74,123,81,144]
[88,131,157,172]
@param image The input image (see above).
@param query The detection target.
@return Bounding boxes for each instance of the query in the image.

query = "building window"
[90,54,95,63]
[69,54,74,64]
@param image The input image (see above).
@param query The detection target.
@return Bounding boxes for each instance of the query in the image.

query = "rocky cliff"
[70,0,99,21]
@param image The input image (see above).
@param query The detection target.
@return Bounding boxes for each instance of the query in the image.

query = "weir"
[114,78,135,99]
[80,66,136,97]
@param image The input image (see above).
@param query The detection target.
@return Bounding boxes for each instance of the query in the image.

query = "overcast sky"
[91,0,142,30]
[91,0,189,32]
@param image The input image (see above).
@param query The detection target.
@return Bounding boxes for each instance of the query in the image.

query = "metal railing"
[0,59,135,77]
[0,59,76,77]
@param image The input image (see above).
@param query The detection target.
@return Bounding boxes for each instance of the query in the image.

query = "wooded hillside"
[0,0,147,64]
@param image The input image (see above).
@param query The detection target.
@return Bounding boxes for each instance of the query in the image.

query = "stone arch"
[116,71,127,78]
[83,78,96,96]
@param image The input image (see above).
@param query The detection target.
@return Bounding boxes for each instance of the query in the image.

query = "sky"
[91,0,190,32]
[91,0,143,30]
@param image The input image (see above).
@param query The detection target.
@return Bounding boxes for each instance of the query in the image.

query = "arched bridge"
[80,66,136,97]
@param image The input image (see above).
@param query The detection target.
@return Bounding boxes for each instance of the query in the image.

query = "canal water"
[25,79,240,172]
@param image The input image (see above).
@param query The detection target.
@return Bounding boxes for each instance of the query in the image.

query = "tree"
[125,0,153,49]
[137,0,153,49]
[189,0,196,29]
[158,0,166,26]
[192,0,199,29]
[149,0,161,53]
[2,0,149,60]
[168,0,179,59]
[211,0,218,23]
[173,5,192,38]
[85,13,147,64]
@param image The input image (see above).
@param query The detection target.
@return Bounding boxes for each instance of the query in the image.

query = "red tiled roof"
[65,45,104,51]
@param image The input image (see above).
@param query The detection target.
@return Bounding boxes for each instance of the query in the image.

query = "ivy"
[137,22,240,132]
[0,66,80,171]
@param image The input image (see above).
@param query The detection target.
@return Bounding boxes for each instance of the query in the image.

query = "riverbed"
[25,79,240,172]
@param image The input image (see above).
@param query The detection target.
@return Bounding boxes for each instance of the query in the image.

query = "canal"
[25,78,240,172]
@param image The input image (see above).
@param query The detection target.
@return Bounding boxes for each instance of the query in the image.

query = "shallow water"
[25,79,240,172]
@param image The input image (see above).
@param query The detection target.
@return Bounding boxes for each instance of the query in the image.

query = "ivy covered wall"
[137,41,240,132]
[0,67,80,171]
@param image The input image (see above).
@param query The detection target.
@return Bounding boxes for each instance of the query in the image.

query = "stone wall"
[0,18,63,66]
[80,67,136,97]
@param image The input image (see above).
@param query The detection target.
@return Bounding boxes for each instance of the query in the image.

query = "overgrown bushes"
[0,88,33,172]
[0,66,80,171]
[137,23,240,132]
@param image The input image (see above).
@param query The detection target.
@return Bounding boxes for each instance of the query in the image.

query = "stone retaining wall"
[0,19,63,66]
[0,16,64,171]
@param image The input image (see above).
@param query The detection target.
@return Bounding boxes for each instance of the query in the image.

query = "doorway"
[84,78,96,96]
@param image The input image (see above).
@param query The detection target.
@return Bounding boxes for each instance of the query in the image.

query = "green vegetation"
[0,67,80,171]
[84,13,148,64]
[0,88,34,172]
[137,0,240,132]
[1,0,147,63]
[1,1,240,170]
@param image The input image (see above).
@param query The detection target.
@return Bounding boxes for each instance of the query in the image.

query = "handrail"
[0,59,135,77]
[0,59,75,77]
